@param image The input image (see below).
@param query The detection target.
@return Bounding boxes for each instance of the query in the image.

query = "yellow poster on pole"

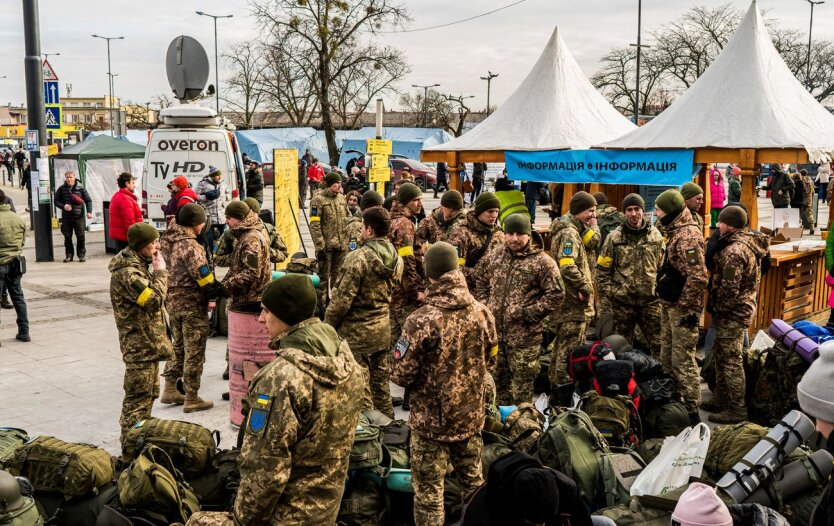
[272,148,301,269]
[367,139,393,155]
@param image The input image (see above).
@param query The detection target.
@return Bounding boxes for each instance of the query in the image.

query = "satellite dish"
[166,36,209,102]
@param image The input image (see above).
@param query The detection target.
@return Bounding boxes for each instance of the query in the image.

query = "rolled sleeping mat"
[745,449,834,506]
[716,410,816,503]
[499,405,518,423]
[271,271,321,287]
[768,319,820,364]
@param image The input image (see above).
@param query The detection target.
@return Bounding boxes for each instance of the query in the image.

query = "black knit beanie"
[261,274,317,326]
[569,191,597,215]
[440,190,464,210]
[177,204,207,227]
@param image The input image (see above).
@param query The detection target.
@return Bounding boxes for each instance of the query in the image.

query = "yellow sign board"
[369,166,391,183]
[47,144,58,156]
[272,148,301,269]
[367,139,393,155]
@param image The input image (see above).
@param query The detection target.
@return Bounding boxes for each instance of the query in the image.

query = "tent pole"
[449,152,461,193]
[697,164,709,236]
[739,149,758,231]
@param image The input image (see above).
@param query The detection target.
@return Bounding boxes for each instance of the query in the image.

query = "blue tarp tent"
[87,130,149,146]
[338,127,454,168]
[235,128,350,164]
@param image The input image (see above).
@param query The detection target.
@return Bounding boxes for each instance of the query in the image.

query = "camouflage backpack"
[0,429,27,469]
[121,418,218,478]
[745,343,808,427]
[9,436,114,497]
[350,414,384,471]
[503,403,545,452]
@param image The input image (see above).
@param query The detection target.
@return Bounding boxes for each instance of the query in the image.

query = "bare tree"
[123,100,153,129]
[223,42,269,129]
[150,93,174,110]
[259,32,318,126]
[399,88,459,133]
[591,47,666,117]
[251,0,411,164]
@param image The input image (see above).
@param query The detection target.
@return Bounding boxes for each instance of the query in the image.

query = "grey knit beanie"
[798,349,834,423]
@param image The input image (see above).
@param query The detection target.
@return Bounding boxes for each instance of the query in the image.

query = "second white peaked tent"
[422,27,635,155]
[599,0,834,163]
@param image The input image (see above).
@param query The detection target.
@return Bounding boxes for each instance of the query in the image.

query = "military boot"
[184,393,214,413]
[700,398,726,414]
[160,380,184,405]
[708,406,748,425]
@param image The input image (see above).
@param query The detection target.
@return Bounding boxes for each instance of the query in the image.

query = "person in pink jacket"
[709,166,726,227]
[109,172,143,251]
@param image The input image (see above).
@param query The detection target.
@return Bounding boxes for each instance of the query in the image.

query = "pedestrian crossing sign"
[45,105,62,130]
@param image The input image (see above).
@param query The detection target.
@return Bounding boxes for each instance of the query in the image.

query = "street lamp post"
[41,52,59,62]
[805,0,825,90]
[629,0,651,124]
[411,83,440,128]
[91,34,123,136]
[480,71,498,116]
[196,11,234,115]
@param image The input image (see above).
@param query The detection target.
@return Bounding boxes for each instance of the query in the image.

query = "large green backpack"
[580,390,639,447]
[337,471,388,526]
[350,414,384,471]
[745,343,808,427]
[0,495,43,526]
[644,401,690,440]
[121,418,218,478]
[117,444,200,525]
[704,422,770,479]
[530,408,625,509]
[9,436,113,497]
[0,429,27,469]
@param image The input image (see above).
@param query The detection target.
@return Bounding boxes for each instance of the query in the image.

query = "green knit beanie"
[680,182,704,200]
[360,190,384,210]
[261,274,317,326]
[503,213,532,235]
[654,189,686,214]
[718,205,748,229]
[569,191,597,215]
[397,182,422,205]
[622,193,645,211]
[325,172,342,187]
[177,203,207,227]
[128,223,159,251]
[243,197,261,214]
[424,241,459,280]
[225,200,250,220]
[440,190,464,210]
[474,192,500,215]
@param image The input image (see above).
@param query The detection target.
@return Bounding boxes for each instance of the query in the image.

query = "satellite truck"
[142,35,245,229]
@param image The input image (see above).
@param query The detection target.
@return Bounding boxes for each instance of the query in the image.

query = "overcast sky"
[0,0,823,113]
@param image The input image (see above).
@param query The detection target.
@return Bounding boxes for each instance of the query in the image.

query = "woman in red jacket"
[109,172,143,250]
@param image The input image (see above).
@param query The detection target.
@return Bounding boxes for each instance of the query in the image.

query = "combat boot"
[160,380,184,405]
[708,406,748,425]
[184,393,214,413]
[700,398,726,414]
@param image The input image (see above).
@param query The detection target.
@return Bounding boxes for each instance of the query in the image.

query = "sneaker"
[709,408,747,424]
[15,333,30,342]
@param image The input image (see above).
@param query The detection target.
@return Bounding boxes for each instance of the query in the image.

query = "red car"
[261,161,341,186]
[390,158,437,191]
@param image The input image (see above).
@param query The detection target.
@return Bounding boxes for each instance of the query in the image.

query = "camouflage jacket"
[596,219,664,306]
[325,238,403,354]
[415,207,466,256]
[690,206,706,232]
[214,220,286,266]
[108,248,172,363]
[223,211,272,306]
[235,318,362,526]
[710,229,768,325]
[391,270,497,442]
[446,210,505,291]
[474,232,565,348]
[343,215,363,253]
[159,223,212,313]
[658,207,709,313]
[389,201,424,309]
[548,214,596,321]
[310,189,348,252]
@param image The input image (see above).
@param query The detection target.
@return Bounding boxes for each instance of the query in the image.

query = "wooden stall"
[754,246,829,331]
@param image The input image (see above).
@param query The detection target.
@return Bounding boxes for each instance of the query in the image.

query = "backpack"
[480,432,514,479]
[35,481,120,526]
[569,342,615,383]
[580,390,640,447]
[636,438,665,465]
[745,344,809,427]
[593,360,639,402]
[616,350,664,382]
[0,429,27,469]
[117,445,200,525]
[350,414,384,471]
[598,211,624,245]
[337,472,388,526]
[502,403,545,453]
[9,436,113,497]
[186,449,240,512]
[0,496,43,526]
[530,408,624,509]
[643,401,690,440]
[121,418,219,478]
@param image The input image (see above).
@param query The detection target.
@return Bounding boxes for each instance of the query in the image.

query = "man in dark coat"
[53,171,93,262]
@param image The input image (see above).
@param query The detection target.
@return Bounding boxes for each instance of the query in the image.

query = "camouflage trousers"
[120,361,160,445]
[659,306,701,413]
[186,512,233,526]
[391,303,419,406]
[713,318,748,410]
[547,319,587,386]
[495,344,540,406]
[163,310,209,394]
[801,204,815,229]
[411,433,484,526]
[355,349,394,418]
[612,298,662,356]
[317,249,346,298]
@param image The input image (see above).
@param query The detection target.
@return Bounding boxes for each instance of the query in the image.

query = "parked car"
[261,160,342,186]
[391,158,436,190]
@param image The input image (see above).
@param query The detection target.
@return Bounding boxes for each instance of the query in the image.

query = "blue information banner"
[505,149,695,186]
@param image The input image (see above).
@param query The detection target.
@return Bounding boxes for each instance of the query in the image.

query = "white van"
[142,105,245,229]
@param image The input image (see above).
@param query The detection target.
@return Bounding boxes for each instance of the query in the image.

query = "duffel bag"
[569,342,615,384]
[9,436,113,497]
[704,422,769,480]
[644,400,690,440]
[121,417,219,478]
[0,429,27,469]
[350,414,383,471]
[337,471,388,526]
[186,449,241,512]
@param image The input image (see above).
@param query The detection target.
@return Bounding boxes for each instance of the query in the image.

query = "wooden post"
[696,164,709,235]
[739,148,758,230]
[562,183,577,216]
[448,152,461,193]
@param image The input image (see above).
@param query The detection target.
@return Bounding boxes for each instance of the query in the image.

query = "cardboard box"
[772,227,804,242]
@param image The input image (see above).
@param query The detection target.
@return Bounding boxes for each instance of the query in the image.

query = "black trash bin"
[103,200,119,254]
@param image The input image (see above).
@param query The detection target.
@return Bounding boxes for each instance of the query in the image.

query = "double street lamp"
[805,0,825,90]
[480,71,499,116]
[91,34,124,136]
[196,11,234,115]
[412,83,440,128]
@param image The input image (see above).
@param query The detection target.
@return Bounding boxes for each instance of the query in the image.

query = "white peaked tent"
[422,27,636,160]
[600,0,834,163]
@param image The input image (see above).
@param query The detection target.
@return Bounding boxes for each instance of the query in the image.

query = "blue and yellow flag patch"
[247,394,272,435]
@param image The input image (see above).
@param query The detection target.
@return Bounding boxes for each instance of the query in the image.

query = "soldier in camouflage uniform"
[545,191,597,388]
[596,193,663,354]
[415,190,466,256]
[221,201,271,306]
[343,190,384,255]
[310,172,349,292]
[391,242,498,526]
[654,189,709,424]
[243,198,288,265]
[475,214,564,405]
[109,223,171,444]
[325,207,403,418]
[705,206,767,424]
[158,205,222,413]
[188,275,363,526]
[446,192,504,294]
[681,182,706,232]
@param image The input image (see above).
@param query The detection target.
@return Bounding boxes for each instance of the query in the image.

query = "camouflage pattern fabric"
[658,207,708,313]
[316,249,346,295]
[263,222,289,264]
[548,319,587,386]
[659,305,701,413]
[186,511,233,525]
[415,207,466,256]
[546,214,596,323]
[410,432,484,526]
[391,270,498,442]
[713,318,747,411]
[355,349,395,418]
[159,223,211,314]
[710,230,767,326]
[388,200,424,311]
[120,362,159,444]
[233,318,363,525]
[494,344,541,406]
[690,207,706,232]
[445,211,505,293]
[162,310,210,395]
[325,237,402,355]
[222,211,271,306]
[342,215,363,253]
[212,228,233,268]
[610,299,662,355]
[310,189,348,252]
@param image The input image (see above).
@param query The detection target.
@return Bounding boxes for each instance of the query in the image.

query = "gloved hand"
[205,188,221,200]
[680,312,700,329]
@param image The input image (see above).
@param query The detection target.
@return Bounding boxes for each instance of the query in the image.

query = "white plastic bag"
[630,423,711,497]
[750,330,775,352]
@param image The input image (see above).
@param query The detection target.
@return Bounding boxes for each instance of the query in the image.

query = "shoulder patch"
[247,394,272,435]
[685,247,697,265]
[198,264,210,277]
[723,266,737,281]
[563,239,573,256]
[129,279,146,295]
[246,253,259,269]
[310,207,319,217]
[393,337,409,360]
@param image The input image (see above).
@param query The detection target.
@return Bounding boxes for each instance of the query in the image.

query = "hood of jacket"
[108,247,150,273]
[425,270,474,310]
[508,231,545,257]
[621,217,651,238]
[549,213,584,237]
[727,504,790,526]
[363,237,399,277]
[433,207,466,227]
[390,200,414,222]
[231,210,262,237]
[464,210,497,235]
[661,206,698,233]
[162,223,196,244]
[269,318,355,388]
[719,228,769,260]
